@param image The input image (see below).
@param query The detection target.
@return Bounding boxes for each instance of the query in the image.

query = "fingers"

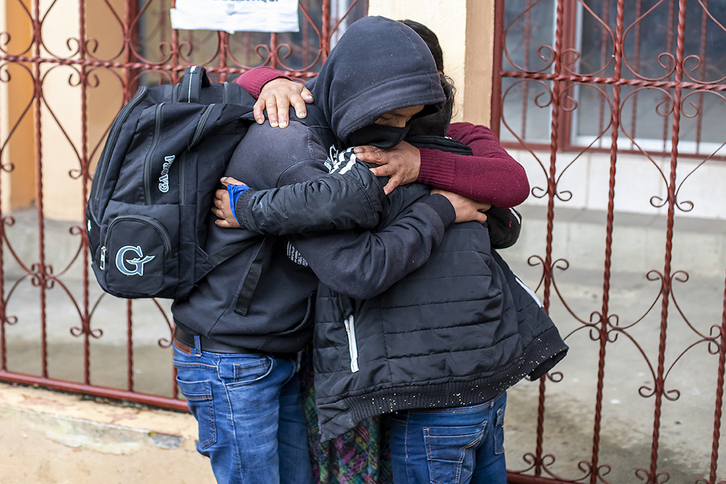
[253,99,266,124]
[220,177,245,187]
[382,177,400,196]
[214,218,239,229]
[275,95,290,128]
[473,212,488,224]
[354,146,385,164]
[265,96,279,128]
[369,165,393,178]
[290,95,307,120]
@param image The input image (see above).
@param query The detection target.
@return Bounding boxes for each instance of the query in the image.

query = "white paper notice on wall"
[170,0,300,33]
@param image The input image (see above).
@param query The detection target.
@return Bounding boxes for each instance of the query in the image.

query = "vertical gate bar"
[533,0,566,477]
[171,0,180,83]
[32,0,49,379]
[521,0,531,140]
[160,0,167,55]
[661,0,676,153]
[321,0,330,62]
[120,0,134,389]
[630,0,643,146]
[0,45,5,374]
[220,32,229,81]
[695,0,709,154]
[489,0,505,137]
[0,165,5,371]
[590,1,625,483]
[708,269,726,484]
[127,300,133,391]
[270,33,278,69]
[648,1,687,482]
[80,0,91,385]
[559,1,578,151]
[302,0,310,69]
[596,0,611,143]
[124,0,134,102]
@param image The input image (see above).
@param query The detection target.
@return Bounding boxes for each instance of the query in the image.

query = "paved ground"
[0,383,215,484]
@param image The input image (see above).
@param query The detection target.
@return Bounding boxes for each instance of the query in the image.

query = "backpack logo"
[116,246,156,276]
[158,155,175,193]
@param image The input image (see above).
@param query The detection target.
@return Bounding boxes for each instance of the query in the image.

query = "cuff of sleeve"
[417,148,456,190]
[236,67,291,98]
[424,193,456,228]
[227,184,250,224]
[234,189,256,228]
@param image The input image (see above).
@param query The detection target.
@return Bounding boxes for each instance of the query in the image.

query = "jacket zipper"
[100,215,172,270]
[343,315,359,373]
[223,81,229,104]
[143,103,165,204]
[92,86,148,204]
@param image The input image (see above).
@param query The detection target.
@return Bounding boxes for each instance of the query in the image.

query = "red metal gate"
[0,0,366,410]
[492,1,726,483]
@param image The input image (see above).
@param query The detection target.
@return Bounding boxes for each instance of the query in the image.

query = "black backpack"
[86,66,261,299]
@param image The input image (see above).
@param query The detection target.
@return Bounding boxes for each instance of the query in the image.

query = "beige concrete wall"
[0,0,36,213]
[39,0,83,221]
[368,0,496,127]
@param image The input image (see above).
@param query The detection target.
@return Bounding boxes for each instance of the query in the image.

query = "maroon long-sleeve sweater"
[236,67,529,207]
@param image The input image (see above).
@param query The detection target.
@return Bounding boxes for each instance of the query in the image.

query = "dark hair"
[399,19,456,136]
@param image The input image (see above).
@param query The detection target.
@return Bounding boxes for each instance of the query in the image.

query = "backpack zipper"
[187,66,197,102]
[143,103,165,204]
[92,86,148,204]
[180,103,215,206]
[99,215,172,270]
[343,315,360,373]
[189,104,215,149]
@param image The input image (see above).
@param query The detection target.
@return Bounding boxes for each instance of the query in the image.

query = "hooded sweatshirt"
[171,16,451,353]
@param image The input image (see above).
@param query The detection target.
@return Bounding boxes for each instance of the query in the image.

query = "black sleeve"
[235,158,387,235]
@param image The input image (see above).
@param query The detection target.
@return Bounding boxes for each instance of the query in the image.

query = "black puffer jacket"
[234,139,568,440]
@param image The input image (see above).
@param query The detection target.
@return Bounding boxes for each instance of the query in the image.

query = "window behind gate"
[498,0,726,158]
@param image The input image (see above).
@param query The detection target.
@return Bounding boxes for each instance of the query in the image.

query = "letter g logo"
[115,245,156,276]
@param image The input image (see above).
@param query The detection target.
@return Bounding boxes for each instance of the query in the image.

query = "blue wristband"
[227,183,250,224]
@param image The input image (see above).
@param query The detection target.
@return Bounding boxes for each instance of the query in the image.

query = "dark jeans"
[388,393,507,484]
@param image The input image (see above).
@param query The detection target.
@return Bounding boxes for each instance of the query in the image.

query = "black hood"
[305,16,445,145]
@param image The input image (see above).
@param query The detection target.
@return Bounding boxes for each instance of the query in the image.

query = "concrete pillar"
[368,0,496,126]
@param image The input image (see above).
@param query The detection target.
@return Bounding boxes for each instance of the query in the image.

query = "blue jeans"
[173,341,313,484]
[388,393,507,484]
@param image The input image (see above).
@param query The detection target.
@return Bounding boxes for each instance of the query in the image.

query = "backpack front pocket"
[99,209,178,298]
